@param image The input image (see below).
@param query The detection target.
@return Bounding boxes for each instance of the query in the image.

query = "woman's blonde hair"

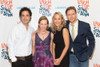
[50,12,66,33]
[38,16,49,30]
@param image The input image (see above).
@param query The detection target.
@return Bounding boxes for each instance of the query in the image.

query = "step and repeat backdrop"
[0,0,100,67]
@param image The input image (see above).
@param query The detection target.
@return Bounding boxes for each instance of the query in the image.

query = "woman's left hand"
[54,58,62,65]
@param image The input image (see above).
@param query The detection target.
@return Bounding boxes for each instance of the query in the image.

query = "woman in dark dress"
[50,12,69,67]
[32,16,54,67]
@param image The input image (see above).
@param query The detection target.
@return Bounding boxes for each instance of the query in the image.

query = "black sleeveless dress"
[53,27,69,67]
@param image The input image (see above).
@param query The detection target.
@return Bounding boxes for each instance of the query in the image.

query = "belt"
[16,54,32,61]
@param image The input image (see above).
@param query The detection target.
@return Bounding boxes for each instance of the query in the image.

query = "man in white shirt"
[8,7,34,67]
[66,6,95,67]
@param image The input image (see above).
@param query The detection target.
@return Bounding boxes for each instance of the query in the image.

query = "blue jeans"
[69,54,89,67]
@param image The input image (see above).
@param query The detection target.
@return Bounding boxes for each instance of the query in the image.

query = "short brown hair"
[38,16,49,30]
[65,6,77,15]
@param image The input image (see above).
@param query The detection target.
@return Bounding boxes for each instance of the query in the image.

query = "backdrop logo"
[1,43,8,60]
[93,21,100,37]
[55,6,66,9]
[0,0,13,17]
[17,6,35,10]
[39,0,51,16]
[77,0,89,17]
[93,63,100,67]
[17,21,21,24]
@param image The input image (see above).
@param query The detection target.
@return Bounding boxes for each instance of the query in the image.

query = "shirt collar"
[69,20,78,27]
[20,22,30,31]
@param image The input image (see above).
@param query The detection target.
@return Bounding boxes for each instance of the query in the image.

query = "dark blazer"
[66,20,95,61]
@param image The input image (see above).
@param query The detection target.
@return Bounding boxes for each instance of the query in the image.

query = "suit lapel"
[67,21,73,42]
[74,20,82,42]
[67,20,82,42]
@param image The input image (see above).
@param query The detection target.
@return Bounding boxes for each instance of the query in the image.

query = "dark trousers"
[12,56,33,67]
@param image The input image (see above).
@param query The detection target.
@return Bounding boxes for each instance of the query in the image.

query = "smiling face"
[39,20,48,31]
[20,10,31,25]
[66,9,77,24]
[53,14,63,27]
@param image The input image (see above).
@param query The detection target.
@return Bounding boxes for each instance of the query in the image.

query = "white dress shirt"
[69,20,78,52]
[7,23,34,62]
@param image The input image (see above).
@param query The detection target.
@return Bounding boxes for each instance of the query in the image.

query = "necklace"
[40,31,47,40]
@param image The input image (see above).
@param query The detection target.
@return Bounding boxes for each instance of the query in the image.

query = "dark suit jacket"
[66,20,95,61]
